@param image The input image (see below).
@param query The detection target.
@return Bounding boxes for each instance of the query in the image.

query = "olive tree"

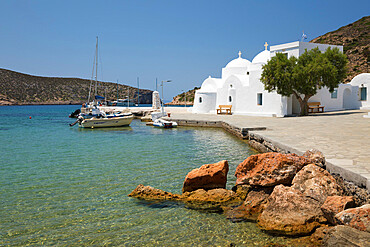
[261,47,347,116]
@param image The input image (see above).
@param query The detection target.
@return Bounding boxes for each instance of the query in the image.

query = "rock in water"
[257,185,327,236]
[235,152,311,187]
[323,225,370,246]
[182,188,242,211]
[128,184,182,201]
[292,164,343,204]
[303,149,326,169]
[182,160,229,193]
[321,196,355,225]
[335,204,370,232]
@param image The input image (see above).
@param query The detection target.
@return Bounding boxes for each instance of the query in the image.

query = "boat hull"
[153,119,178,128]
[79,116,134,128]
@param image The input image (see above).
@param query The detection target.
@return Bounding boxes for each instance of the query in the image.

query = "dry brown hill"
[166,87,199,106]
[311,16,369,83]
[0,68,152,105]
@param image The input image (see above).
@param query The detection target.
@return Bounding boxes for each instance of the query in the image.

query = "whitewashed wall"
[349,73,370,109]
[193,91,217,114]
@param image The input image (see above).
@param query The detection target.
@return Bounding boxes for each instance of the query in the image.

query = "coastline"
[0,101,84,106]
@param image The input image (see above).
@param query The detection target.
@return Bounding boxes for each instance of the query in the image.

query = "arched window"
[229,96,232,102]
[199,97,202,103]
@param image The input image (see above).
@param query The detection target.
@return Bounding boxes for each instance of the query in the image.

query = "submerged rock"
[232,184,251,200]
[182,188,242,211]
[321,196,355,225]
[129,185,241,212]
[292,164,343,204]
[257,185,326,236]
[235,152,311,187]
[322,225,370,247]
[182,160,229,193]
[335,204,370,232]
[128,184,182,201]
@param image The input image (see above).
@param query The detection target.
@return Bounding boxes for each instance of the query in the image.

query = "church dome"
[252,50,270,64]
[225,51,251,68]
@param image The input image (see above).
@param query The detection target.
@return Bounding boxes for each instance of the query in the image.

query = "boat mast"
[127,87,130,108]
[87,43,96,104]
[137,77,139,106]
[94,36,98,100]
[117,80,119,101]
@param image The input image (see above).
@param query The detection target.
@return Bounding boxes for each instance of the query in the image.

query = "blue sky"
[0,0,369,101]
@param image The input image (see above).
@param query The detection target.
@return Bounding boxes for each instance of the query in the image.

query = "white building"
[192,41,369,117]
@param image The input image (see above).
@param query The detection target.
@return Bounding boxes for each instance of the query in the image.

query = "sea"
[0,105,292,246]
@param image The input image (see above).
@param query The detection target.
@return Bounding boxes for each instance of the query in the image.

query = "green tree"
[261,47,347,116]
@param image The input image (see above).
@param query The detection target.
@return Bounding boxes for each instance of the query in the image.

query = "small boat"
[69,36,135,129]
[69,107,133,128]
[153,119,178,128]
[78,114,134,128]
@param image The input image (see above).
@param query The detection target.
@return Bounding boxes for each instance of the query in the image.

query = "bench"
[307,102,324,113]
[217,105,232,115]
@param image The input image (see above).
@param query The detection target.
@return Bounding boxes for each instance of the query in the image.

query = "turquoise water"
[0,105,290,246]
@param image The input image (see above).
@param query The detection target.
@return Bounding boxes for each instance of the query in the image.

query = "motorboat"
[77,114,134,128]
[153,119,178,128]
[70,107,133,128]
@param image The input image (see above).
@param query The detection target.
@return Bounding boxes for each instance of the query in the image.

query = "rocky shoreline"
[129,150,370,246]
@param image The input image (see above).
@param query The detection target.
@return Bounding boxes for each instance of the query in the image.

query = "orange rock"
[303,149,326,168]
[226,187,272,222]
[182,160,229,193]
[128,184,182,201]
[257,184,327,236]
[292,164,344,204]
[235,152,311,187]
[182,188,242,211]
[321,196,355,225]
[335,204,370,232]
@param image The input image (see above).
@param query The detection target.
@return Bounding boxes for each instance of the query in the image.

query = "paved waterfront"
[165,107,370,190]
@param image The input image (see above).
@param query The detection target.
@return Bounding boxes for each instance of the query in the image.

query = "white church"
[192,41,370,117]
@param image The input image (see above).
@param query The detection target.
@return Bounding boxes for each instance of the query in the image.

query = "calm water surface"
[0,105,291,246]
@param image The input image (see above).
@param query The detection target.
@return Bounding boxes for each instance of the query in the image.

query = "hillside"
[0,68,152,105]
[166,87,200,106]
[311,16,369,83]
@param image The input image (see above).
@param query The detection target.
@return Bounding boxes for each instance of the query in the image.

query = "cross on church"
[238,51,242,58]
[264,42,268,50]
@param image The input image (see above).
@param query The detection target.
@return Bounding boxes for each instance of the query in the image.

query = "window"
[257,93,263,105]
[229,96,232,102]
[331,89,338,99]
[360,87,367,101]
[247,71,249,75]
[230,84,233,88]
[199,97,202,103]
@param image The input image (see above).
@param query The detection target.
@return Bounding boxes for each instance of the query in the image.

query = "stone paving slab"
[165,107,370,190]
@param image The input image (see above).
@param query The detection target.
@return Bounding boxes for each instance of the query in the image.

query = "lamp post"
[161,80,172,115]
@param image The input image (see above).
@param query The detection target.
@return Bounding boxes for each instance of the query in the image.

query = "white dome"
[226,57,251,68]
[225,51,251,68]
[252,50,270,64]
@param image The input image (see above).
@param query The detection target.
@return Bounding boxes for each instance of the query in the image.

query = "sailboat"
[72,37,133,128]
